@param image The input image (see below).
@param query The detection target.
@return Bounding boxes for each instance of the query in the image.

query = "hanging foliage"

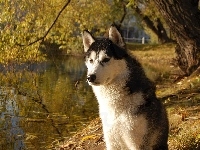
[0,0,125,63]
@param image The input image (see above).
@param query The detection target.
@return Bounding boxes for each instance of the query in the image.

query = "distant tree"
[152,0,200,75]
[125,0,173,43]
[134,6,172,44]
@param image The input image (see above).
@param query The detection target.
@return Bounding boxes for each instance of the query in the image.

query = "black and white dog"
[82,25,169,150]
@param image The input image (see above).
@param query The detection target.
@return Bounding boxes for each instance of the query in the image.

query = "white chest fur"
[92,84,147,150]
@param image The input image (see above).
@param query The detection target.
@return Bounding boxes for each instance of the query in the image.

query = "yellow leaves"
[0,0,127,61]
[0,45,45,64]
[197,134,200,140]
[26,133,38,140]
[81,135,98,142]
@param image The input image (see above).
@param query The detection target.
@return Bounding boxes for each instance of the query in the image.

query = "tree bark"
[153,0,200,75]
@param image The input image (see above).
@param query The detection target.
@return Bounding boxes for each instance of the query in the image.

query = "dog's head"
[82,26,128,86]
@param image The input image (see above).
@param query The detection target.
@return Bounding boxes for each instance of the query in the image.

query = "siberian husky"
[82,25,169,150]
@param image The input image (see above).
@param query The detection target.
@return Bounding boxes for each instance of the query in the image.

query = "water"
[0,56,98,149]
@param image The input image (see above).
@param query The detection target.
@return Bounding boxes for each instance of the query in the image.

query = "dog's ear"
[82,30,95,52]
[108,25,125,49]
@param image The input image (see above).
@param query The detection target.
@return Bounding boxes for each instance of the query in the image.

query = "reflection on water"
[0,56,98,149]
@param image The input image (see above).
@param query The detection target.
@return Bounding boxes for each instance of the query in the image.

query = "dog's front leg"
[104,135,121,150]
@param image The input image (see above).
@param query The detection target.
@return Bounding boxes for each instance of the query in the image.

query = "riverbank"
[58,43,200,150]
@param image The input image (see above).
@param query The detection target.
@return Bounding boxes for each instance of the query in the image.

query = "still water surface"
[0,56,98,149]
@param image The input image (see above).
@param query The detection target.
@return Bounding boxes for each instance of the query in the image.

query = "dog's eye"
[89,59,93,63]
[101,58,110,63]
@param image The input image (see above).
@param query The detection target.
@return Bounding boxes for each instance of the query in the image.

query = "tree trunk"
[156,18,173,43]
[134,6,172,44]
[153,0,200,75]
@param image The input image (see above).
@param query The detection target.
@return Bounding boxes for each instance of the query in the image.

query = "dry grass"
[168,107,200,150]
[128,43,179,82]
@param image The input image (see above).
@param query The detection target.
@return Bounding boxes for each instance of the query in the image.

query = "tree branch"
[118,2,127,28]
[18,0,71,46]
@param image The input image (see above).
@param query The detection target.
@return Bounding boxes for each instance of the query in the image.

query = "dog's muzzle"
[87,74,96,83]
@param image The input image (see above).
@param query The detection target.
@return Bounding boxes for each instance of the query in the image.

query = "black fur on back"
[124,54,156,95]
[123,52,169,149]
[120,48,169,149]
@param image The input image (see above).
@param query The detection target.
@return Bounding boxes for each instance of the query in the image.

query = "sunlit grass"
[128,43,178,82]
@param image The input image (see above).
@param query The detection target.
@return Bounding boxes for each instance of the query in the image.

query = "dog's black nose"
[87,74,96,82]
